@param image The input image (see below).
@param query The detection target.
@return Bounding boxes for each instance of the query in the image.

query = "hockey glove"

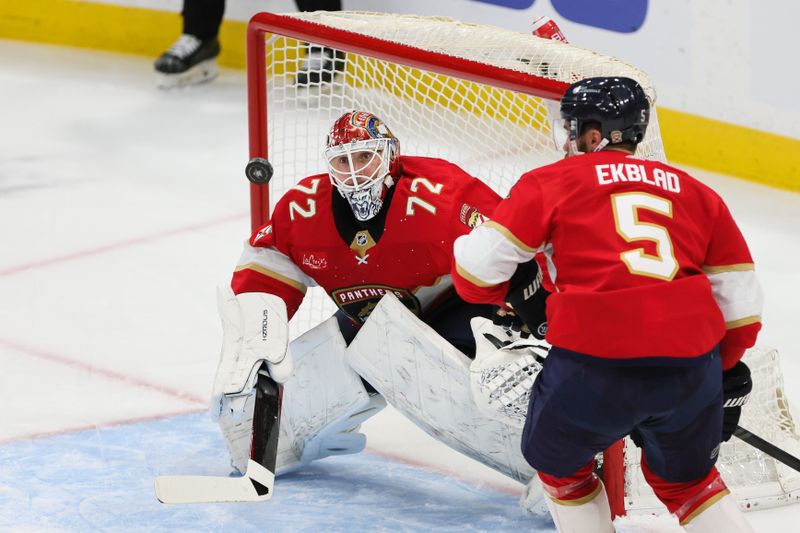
[504,259,549,340]
[722,361,752,442]
[493,307,531,337]
[469,316,548,427]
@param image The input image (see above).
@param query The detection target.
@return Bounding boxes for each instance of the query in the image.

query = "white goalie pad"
[216,316,386,474]
[345,293,536,484]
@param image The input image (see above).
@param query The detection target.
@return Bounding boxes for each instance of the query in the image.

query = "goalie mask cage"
[245,10,800,516]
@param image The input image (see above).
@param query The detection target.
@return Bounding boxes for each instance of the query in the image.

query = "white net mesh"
[252,11,799,511]
[258,11,664,338]
[621,347,800,512]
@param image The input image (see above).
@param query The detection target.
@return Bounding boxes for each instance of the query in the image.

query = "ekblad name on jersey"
[453,151,762,369]
[232,156,500,325]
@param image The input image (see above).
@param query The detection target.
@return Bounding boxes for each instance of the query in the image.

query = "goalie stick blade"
[154,368,282,504]
[155,459,275,504]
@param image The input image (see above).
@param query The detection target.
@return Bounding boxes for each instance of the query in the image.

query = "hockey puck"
[245,158,273,184]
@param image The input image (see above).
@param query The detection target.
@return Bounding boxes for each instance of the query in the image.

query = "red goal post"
[244,10,800,517]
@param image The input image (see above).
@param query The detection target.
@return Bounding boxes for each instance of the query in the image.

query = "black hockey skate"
[296,46,345,86]
[154,34,220,89]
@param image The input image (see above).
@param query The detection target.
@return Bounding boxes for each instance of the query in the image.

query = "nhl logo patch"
[350,230,376,260]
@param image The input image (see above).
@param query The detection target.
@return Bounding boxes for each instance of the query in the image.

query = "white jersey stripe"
[483,221,539,253]
[705,269,763,326]
[454,224,536,287]
[236,242,316,292]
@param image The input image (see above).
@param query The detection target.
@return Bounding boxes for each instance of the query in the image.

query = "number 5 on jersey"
[611,192,678,281]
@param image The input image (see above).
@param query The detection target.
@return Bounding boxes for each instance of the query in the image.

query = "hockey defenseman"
[212,110,550,502]
[452,77,761,532]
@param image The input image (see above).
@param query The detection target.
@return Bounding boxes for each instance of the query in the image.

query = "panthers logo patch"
[459,203,488,229]
[332,284,420,324]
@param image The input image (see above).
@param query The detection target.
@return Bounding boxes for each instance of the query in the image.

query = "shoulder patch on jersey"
[251,224,273,245]
[459,203,488,229]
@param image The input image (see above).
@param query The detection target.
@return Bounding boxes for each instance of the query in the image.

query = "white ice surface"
[0,40,798,532]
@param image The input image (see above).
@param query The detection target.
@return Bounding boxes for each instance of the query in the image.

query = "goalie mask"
[552,76,650,156]
[324,111,400,221]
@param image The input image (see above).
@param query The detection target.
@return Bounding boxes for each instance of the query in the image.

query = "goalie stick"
[735,425,800,473]
[155,366,282,504]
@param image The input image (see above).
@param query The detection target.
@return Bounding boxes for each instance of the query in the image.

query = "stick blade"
[155,459,275,504]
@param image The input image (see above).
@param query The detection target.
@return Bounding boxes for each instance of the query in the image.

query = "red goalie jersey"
[453,151,763,369]
[232,156,500,326]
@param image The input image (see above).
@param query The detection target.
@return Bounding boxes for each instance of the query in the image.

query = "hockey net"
[620,346,800,513]
[246,10,800,514]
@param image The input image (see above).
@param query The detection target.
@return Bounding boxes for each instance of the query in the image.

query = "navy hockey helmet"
[559,76,650,147]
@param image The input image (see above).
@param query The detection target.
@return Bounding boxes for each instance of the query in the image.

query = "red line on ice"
[0,407,206,445]
[0,337,208,405]
[0,212,246,276]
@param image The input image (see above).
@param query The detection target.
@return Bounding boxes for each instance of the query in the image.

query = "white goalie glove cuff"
[469,316,548,428]
[212,287,292,408]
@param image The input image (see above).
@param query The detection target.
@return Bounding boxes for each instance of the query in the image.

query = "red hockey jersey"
[232,156,500,326]
[453,150,762,369]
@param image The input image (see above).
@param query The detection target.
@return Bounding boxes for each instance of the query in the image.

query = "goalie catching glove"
[469,316,549,428]
[211,287,293,420]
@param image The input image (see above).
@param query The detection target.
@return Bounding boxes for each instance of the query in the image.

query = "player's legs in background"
[182,0,225,41]
[293,0,344,86]
[154,0,223,88]
[294,0,341,9]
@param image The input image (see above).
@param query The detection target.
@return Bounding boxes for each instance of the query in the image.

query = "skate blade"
[156,59,219,90]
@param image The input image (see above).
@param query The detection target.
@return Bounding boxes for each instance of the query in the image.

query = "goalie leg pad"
[216,316,386,474]
[345,293,536,484]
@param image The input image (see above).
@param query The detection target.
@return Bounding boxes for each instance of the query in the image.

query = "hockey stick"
[155,367,282,504]
[734,425,800,473]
